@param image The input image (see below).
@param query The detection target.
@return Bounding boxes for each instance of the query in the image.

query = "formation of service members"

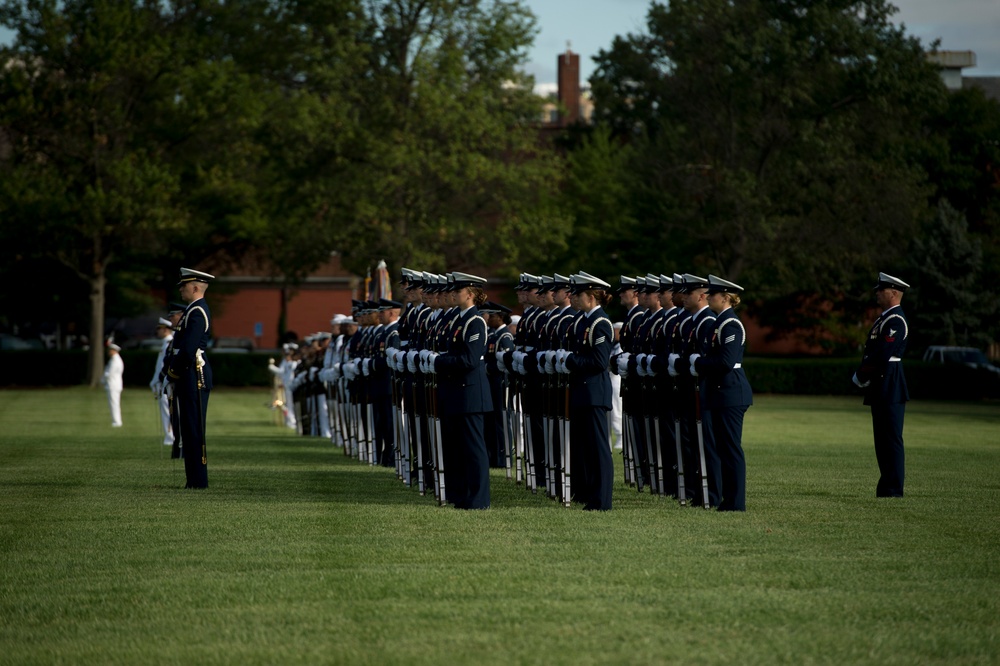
[612,272,753,511]
[288,268,754,512]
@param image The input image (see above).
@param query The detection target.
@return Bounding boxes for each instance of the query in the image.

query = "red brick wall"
[211,286,354,349]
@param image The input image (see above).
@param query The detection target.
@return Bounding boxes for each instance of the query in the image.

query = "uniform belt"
[733,363,742,369]
[889,356,901,362]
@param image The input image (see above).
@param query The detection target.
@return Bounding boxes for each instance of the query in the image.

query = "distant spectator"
[102,343,124,427]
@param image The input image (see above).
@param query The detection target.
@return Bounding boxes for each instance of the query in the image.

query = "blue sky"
[2,0,998,84]
[523,0,1000,88]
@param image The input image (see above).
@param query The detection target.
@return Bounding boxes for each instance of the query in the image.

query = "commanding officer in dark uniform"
[853,272,910,498]
[165,268,214,489]
[692,275,753,511]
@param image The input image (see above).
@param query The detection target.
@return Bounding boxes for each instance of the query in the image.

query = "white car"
[922,346,1000,374]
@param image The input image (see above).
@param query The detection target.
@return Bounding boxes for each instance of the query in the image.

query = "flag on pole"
[374,260,391,300]
[364,265,372,302]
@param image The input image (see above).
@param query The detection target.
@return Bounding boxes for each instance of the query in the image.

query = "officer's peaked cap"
[706,274,744,294]
[615,275,637,293]
[177,267,215,286]
[451,272,487,289]
[681,273,709,291]
[874,272,909,292]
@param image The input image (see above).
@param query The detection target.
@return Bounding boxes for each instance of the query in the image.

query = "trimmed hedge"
[1,352,997,399]
[748,357,1000,401]
[0,350,274,388]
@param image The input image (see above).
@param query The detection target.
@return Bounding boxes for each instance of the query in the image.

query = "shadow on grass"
[148,457,582,512]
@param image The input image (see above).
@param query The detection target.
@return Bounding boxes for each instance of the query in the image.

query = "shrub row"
[1,352,996,400]
[745,357,999,401]
[0,351,273,388]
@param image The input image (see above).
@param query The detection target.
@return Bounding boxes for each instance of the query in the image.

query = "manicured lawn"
[1,388,997,664]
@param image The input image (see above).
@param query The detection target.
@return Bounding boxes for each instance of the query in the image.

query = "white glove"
[407,351,419,373]
[164,382,174,401]
[513,351,526,375]
[636,353,647,377]
[559,352,573,373]
[427,352,438,374]
[852,372,870,388]
[668,353,680,378]
[544,351,556,374]
[386,347,398,360]
[689,353,701,377]
[645,355,657,376]
[331,363,342,381]
[362,359,371,376]
[309,367,318,380]
[616,355,629,378]
[395,352,406,372]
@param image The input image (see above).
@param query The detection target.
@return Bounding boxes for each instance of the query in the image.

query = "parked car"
[210,337,256,353]
[922,346,1000,374]
[0,334,45,350]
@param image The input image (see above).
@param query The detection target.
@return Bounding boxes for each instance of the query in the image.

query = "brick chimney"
[557,48,580,126]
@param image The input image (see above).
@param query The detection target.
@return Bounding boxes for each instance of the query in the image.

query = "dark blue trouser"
[712,405,748,511]
[444,413,490,509]
[571,407,613,511]
[177,387,210,489]
[872,403,905,497]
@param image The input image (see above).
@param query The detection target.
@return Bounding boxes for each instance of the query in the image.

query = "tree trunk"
[87,271,106,387]
[277,284,288,343]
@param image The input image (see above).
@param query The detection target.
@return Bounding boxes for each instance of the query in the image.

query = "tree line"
[1,0,997,384]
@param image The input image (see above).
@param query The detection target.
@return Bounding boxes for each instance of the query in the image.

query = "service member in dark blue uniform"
[692,275,753,511]
[669,274,722,508]
[557,272,615,511]
[853,272,910,498]
[423,272,493,510]
[482,301,514,468]
[165,268,214,489]
[367,298,401,467]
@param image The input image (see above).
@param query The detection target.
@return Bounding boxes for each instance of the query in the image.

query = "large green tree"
[332,0,570,284]
[587,0,947,349]
[0,0,271,383]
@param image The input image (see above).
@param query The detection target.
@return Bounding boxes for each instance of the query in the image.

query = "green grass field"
[1,388,997,665]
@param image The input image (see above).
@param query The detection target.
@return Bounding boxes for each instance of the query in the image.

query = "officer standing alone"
[853,272,910,498]
[165,268,214,489]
